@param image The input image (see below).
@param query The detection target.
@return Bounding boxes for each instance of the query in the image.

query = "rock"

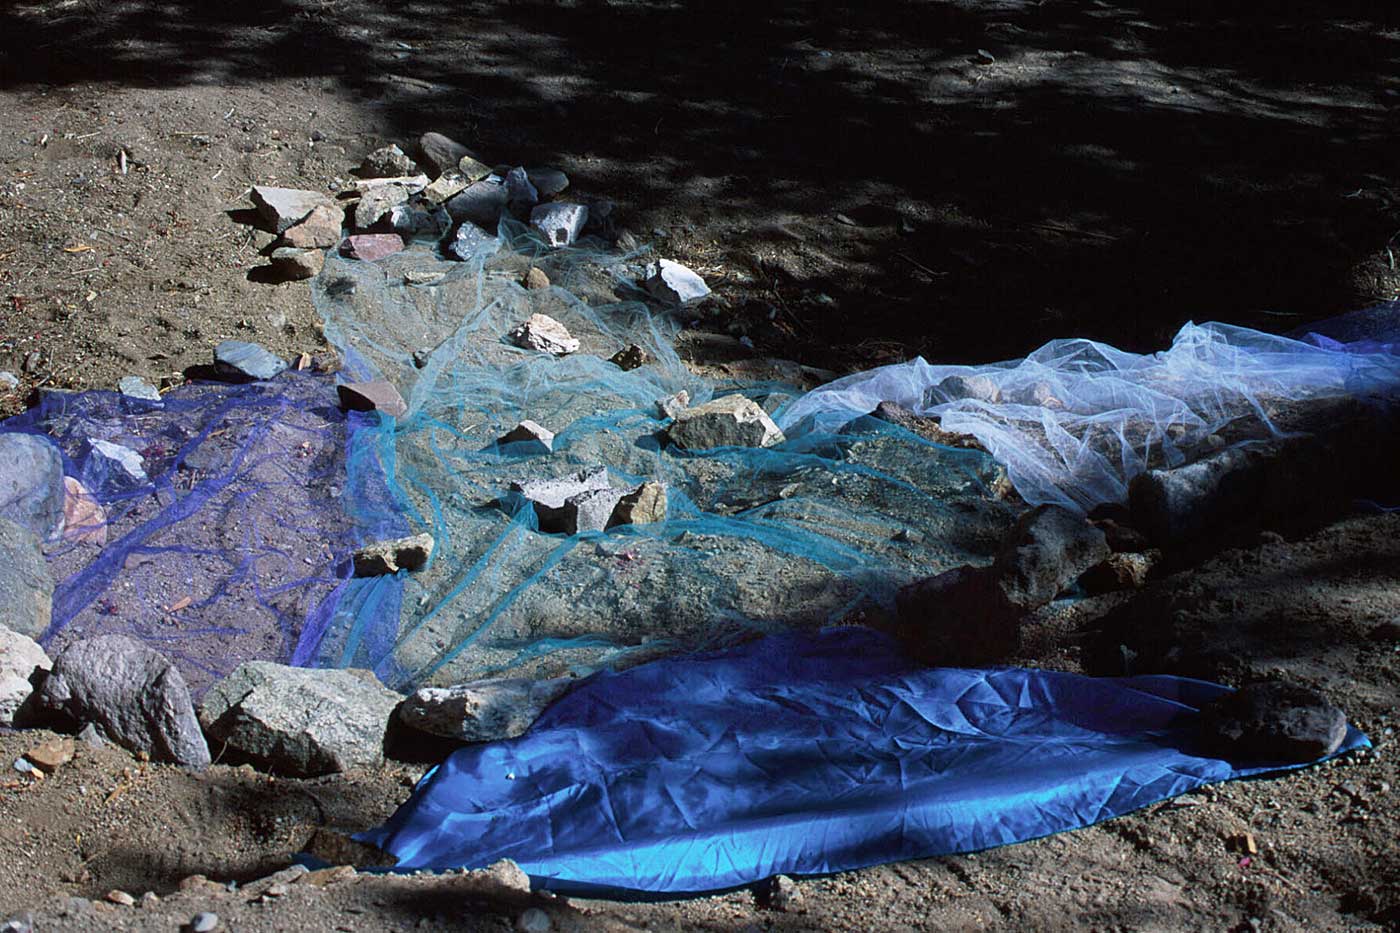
[23,737,74,774]
[610,481,667,526]
[761,874,802,912]
[77,722,106,747]
[868,400,984,449]
[352,533,435,576]
[298,865,357,886]
[925,373,1002,406]
[214,340,288,382]
[359,143,418,179]
[667,394,785,449]
[0,518,54,639]
[269,246,324,281]
[993,505,1110,609]
[117,376,162,402]
[522,267,550,290]
[250,186,335,234]
[340,234,405,262]
[190,911,220,932]
[80,438,147,490]
[1200,681,1349,763]
[512,467,612,534]
[62,476,106,546]
[0,433,65,538]
[0,914,33,933]
[609,344,651,371]
[337,379,408,418]
[644,259,710,306]
[477,859,531,896]
[562,486,629,534]
[33,635,210,768]
[1092,518,1151,553]
[526,167,569,198]
[404,271,447,288]
[0,626,50,726]
[655,390,690,420]
[280,203,344,249]
[105,890,135,907]
[445,180,508,228]
[138,892,159,909]
[418,132,471,176]
[354,183,411,229]
[505,166,538,210]
[498,420,554,452]
[457,154,493,182]
[389,204,450,238]
[242,865,308,899]
[516,907,551,933]
[351,174,430,194]
[1129,443,1297,545]
[1080,550,1160,594]
[895,565,1023,665]
[303,828,397,869]
[398,675,573,742]
[508,313,579,355]
[198,662,401,776]
[448,220,499,260]
[0,371,17,390]
[422,170,469,205]
[530,202,588,248]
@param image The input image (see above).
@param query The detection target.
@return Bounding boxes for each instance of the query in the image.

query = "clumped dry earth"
[1,1,1398,930]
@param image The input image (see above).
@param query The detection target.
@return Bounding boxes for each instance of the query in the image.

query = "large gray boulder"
[199,662,401,776]
[993,505,1109,609]
[0,625,51,726]
[0,433,65,539]
[0,517,54,639]
[33,635,210,768]
[398,676,574,743]
[667,394,785,449]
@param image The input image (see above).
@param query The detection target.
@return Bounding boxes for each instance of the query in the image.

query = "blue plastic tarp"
[362,628,1367,895]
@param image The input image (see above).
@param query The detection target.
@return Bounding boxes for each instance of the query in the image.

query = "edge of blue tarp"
[357,627,1367,898]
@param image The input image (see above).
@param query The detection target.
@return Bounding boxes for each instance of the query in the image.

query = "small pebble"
[191,911,220,932]
[105,890,135,907]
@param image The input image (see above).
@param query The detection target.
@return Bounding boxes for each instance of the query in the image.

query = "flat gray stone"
[0,519,53,639]
[564,486,629,534]
[417,132,470,177]
[667,394,785,449]
[199,662,401,776]
[644,259,710,306]
[0,433,65,538]
[458,154,493,182]
[445,180,508,229]
[525,167,569,198]
[512,467,613,533]
[422,170,469,205]
[530,202,588,248]
[338,379,408,418]
[214,340,287,382]
[398,675,573,742]
[389,204,450,238]
[251,186,335,234]
[448,221,499,261]
[0,625,51,727]
[34,635,210,768]
[117,376,162,402]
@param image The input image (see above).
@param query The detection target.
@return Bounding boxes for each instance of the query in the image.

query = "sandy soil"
[1,1,1398,930]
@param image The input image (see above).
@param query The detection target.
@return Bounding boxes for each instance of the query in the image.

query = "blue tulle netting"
[6,211,1399,695]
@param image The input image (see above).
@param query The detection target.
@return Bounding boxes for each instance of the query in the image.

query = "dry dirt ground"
[1,1,1398,930]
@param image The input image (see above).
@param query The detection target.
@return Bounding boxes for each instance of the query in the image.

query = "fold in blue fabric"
[362,628,1367,896]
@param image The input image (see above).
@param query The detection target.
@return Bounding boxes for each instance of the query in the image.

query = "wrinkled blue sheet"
[363,628,1367,895]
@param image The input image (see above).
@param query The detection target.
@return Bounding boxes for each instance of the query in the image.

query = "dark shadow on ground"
[3,0,1398,368]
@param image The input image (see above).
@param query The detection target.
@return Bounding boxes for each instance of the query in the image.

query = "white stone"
[498,421,554,451]
[644,259,710,306]
[86,439,147,485]
[0,626,51,726]
[667,394,785,449]
[508,313,579,355]
[250,186,336,234]
[530,203,588,248]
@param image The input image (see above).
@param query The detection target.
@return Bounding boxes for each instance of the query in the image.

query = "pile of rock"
[510,467,667,535]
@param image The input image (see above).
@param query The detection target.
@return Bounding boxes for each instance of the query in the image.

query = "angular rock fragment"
[354,184,411,229]
[0,625,50,727]
[530,202,588,248]
[0,433,65,539]
[457,154,493,182]
[199,662,401,776]
[497,420,554,452]
[563,486,629,534]
[269,246,324,281]
[250,186,336,234]
[655,390,690,420]
[525,167,569,198]
[422,170,469,205]
[522,267,550,290]
[1200,681,1349,763]
[23,737,74,774]
[0,518,53,639]
[418,132,471,177]
[644,258,710,306]
[351,174,430,194]
[337,379,408,418]
[280,203,344,249]
[610,481,666,526]
[508,313,579,355]
[359,143,419,179]
[352,532,434,576]
[81,438,148,490]
[448,220,499,260]
[895,564,1022,665]
[609,344,651,371]
[993,505,1109,609]
[1080,550,1160,594]
[340,234,405,262]
[924,373,1002,406]
[512,467,611,533]
[214,340,287,382]
[117,376,162,402]
[504,166,538,210]
[33,635,210,769]
[445,180,508,229]
[389,204,450,238]
[667,394,785,449]
[62,476,106,546]
[398,675,574,742]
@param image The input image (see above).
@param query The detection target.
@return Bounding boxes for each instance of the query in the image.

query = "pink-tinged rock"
[62,476,106,546]
[340,234,405,262]
[281,203,344,249]
[337,380,408,418]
